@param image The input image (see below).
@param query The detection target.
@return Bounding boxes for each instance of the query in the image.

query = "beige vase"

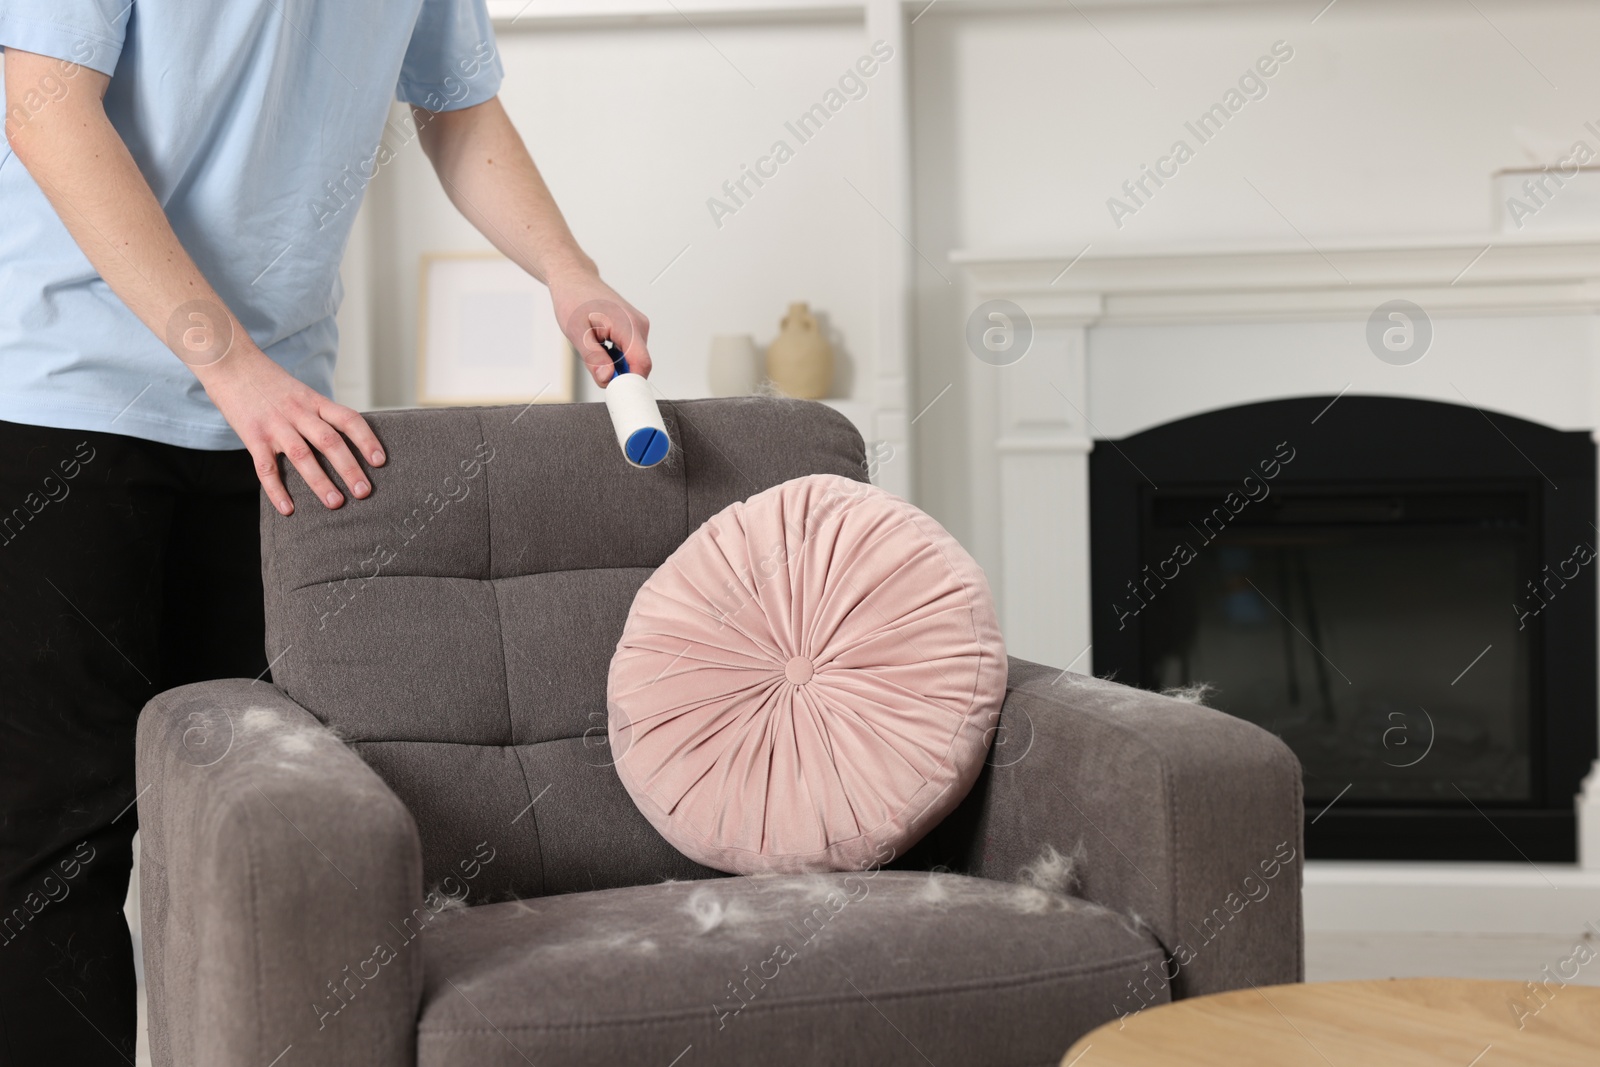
[765,302,834,400]
[707,334,763,397]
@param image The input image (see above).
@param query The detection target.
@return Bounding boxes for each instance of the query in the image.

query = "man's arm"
[3,48,383,515]
[412,96,653,384]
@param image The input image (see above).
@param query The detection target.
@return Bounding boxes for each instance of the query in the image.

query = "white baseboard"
[1304,861,1600,936]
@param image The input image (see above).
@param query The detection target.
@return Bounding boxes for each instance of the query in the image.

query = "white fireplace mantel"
[953,233,1600,326]
[951,233,1600,674]
[952,234,1600,917]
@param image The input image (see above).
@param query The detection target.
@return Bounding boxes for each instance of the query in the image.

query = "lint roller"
[601,338,670,468]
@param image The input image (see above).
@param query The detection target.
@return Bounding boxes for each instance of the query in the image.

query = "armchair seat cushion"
[417,871,1164,1067]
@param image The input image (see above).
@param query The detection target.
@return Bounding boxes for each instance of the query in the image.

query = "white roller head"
[604,371,670,467]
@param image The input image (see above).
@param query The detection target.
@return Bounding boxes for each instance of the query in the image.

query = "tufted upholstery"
[138,395,1303,1067]
[261,397,868,902]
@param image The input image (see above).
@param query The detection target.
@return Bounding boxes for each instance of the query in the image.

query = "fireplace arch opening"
[1090,394,1597,861]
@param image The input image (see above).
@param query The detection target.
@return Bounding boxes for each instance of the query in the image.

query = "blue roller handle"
[603,337,630,377]
[601,338,671,467]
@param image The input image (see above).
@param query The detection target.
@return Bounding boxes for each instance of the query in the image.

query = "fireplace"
[1090,395,1597,862]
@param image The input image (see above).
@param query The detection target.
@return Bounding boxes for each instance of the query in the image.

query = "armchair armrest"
[932,657,1303,999]
[136,680,424,1067]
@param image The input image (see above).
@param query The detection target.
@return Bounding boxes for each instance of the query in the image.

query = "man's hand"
[5,48,381,513]
[413,97,654,387]
[196,346,385,516]
[548,267,653,385]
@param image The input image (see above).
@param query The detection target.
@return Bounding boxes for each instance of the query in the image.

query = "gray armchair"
[136,397,1302,1067]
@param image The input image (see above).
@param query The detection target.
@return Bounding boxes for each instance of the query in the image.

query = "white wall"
[357,18,889,411]
[343,0,1600,544]
[911,0,1600,545]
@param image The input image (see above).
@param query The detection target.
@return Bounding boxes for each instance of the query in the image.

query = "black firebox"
[1090,395,1596,862]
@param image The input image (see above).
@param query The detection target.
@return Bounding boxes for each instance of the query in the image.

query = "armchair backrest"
[260,397,867,901]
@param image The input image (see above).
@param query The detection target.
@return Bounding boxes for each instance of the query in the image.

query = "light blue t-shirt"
[0,1,502,450]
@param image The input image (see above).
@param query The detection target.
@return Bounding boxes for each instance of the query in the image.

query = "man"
[0,1,650,1059]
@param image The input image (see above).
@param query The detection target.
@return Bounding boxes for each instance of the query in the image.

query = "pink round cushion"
[608,473,1006,875]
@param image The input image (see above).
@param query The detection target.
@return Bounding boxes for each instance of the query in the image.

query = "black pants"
[0,418,267,1065]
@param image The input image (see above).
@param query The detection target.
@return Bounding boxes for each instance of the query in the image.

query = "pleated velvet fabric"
[608,474,1007,874]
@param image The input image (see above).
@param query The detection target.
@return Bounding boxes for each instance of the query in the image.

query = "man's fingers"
[589,313,654,381]
[279,433,346,510]
[624,341,653,378]
[617,310,656,382]
[578,332,616,385]
[624,309,653,377]
[324,403,386,467]
[584,317,622,381]
[564,301,637,385]
[299,416,371,499]
[250,444,295,516]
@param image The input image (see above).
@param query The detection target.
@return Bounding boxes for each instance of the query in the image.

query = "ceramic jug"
[765,303,833,400]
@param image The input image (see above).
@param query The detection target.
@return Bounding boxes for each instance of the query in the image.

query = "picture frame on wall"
[417,252,574,406]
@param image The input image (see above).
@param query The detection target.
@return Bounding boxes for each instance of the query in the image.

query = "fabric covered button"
[784,656,814,685]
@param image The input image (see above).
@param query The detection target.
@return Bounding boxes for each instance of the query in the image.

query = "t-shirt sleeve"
[0,0,130,76]
[395,0,503,113]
